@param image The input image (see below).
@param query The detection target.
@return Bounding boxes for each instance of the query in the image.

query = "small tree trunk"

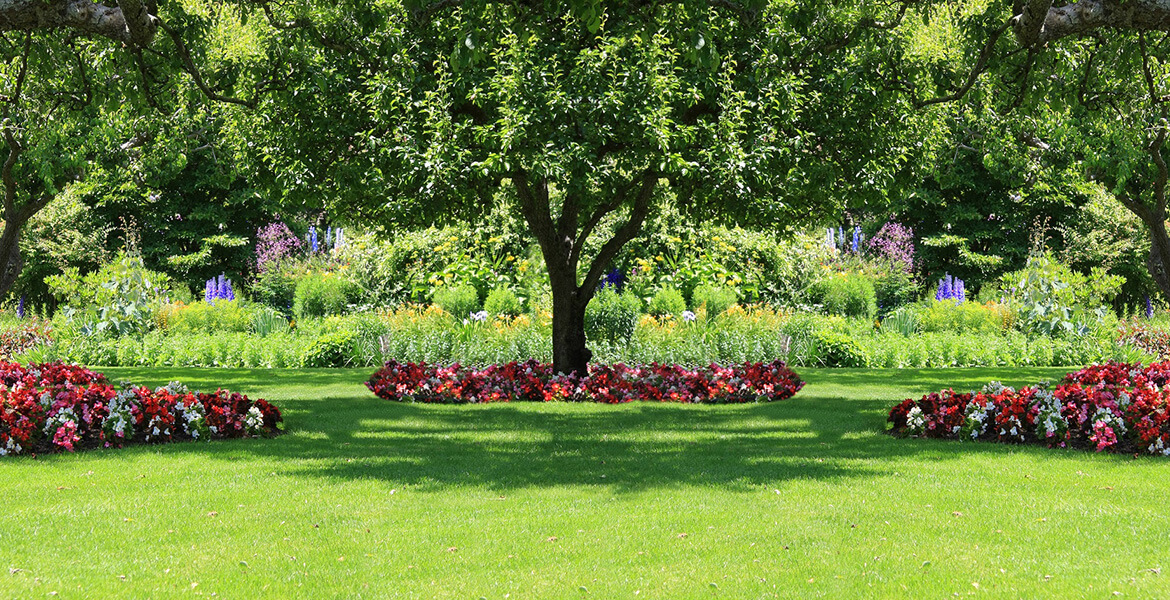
[1147,218,1170,300]
[550,278,591,375]
[0,219,25,299]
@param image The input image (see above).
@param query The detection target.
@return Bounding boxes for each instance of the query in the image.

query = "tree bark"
[1014,0,1170,45]
[549,268,592,376]
[0,0,156,46]
[1147,219,1170,300]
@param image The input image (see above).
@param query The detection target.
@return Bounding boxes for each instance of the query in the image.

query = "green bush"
[585,288,641,343]
[432,283,480,319]
[917,300,1009,334]
[812,272,877,320]
[484,287,523,318]
[647,287,686,318]
[252,266,298,312]
[252,305,290,336]
[870,265,918,312]
[164,300,254,333]
[304,330,357,368]
[999,253,1123,337]
[812,329,869,367]
[880,306,919,336]
[690,284,737,317]
[293,273,359,319]
[49,253,172,337]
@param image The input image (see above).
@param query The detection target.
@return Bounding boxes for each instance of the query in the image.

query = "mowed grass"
[1,366,1168,599]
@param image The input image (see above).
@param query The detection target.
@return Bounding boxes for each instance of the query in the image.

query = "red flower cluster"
[366,359,805,404]
[888,361,1170,455]
[0,361,282,456]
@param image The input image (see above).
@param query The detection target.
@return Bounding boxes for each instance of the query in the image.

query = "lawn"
[2,366,1167,598]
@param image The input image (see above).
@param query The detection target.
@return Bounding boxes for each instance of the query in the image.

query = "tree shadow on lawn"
[99,365,1124,494]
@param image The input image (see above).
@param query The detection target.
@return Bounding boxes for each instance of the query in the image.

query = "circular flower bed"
[888,361,1170,455]
[0,362,282,456]
[366,359,805,404]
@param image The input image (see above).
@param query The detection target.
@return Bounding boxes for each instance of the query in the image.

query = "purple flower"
[1147,295,1154,319]
[16,295,25,319]
[935,273,965,303]
[206,274,235,303]
[255,222,303,273]
[867,222,914,273]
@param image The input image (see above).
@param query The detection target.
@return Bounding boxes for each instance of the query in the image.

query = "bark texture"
[1014,0,1170,45]
[0,0,156,46]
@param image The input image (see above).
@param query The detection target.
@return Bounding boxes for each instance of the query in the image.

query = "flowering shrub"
[255,222,304,273]
[1117,321,1170,360]
[367,359,805,404]
[0,362,282,456]
[867,222,914,273]
[0,319,52,360]
[887,361,1170,455]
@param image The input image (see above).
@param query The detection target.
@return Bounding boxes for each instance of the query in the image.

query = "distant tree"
[881,0,1170,300]
[0,0,275,299]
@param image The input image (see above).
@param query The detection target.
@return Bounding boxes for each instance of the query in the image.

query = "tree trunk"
[550,276,591,376]
[1147,218,1170,300]
[512,169,657,375]
[0,219,24,299]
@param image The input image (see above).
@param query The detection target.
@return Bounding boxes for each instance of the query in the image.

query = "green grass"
[2,366,1168,598]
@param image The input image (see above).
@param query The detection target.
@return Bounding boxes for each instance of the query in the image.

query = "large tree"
[248,0,927,373]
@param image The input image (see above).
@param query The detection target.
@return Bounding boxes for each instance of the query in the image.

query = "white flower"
[682,310,696,322]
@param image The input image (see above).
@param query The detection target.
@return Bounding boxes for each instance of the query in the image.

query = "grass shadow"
[92,365,1129,493]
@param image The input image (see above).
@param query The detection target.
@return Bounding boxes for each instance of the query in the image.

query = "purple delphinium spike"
[205,278,215,302]
[16,295,25,319]
[955,278,965,303]
[310,227,319,253]
[851,227,860,253]
[1147,295,1154,319]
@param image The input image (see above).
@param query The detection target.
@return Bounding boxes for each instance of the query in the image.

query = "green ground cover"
[2,366,1167,598]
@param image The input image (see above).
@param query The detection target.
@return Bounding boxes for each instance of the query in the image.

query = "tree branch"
[2,129,22,218]
[1012,0,1054,47]
[1150,124,1169,218]
[1140,32,1170,105]
[580,169,657,296]
[0,0,153,46]
[1039,0,1170,43]
[910,22,1009,108]
[157,20,257,108]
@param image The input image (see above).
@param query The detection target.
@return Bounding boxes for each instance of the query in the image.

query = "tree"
[0,0,273,300]
[881,0,1170,301]
[249,0,926,373]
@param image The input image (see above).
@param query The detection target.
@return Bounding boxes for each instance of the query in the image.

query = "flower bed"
[0,362,282,456]
[366,359,805,404]
[0,319,52,360]
[1116,321,1170,360]
[887,361,1170,455]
